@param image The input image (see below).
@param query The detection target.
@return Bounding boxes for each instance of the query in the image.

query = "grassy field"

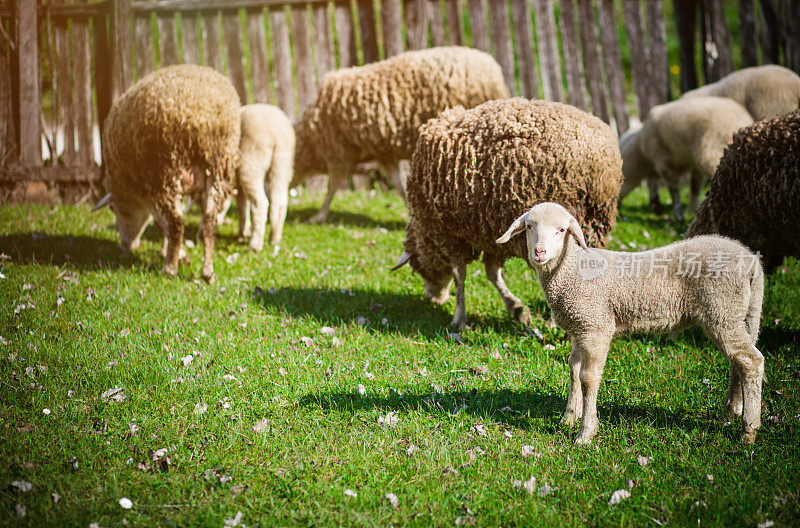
[1,187,799,527]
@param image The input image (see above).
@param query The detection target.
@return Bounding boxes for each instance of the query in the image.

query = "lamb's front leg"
[484,256,531,326]
[575,333,612,444]
[451,264,468,330]
[561,339,583,425]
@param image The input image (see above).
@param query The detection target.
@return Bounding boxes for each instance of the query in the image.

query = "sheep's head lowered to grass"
[94,193,151,252]
[497,202,588,268]
[392,220,456,305]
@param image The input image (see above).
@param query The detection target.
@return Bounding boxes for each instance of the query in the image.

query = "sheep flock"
[86,49,800,445]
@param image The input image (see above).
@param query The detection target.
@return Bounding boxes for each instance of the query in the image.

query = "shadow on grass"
[618,201,688,235]
[298,388,705,433]
[0,232,140,271]
[251,285,548,341]
[285,207,406,230]
[758,326,800,355]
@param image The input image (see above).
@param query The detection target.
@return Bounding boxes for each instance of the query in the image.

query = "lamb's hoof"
[514,306,533,327]
[574,434,593,445]
[202,271,215,284]
[426,293,450,305]
[741,428,758,444]
[249,242,263,253]
[723,402,743,419]
[451,316,468,331]
[163,265,178,278]
[560,412,581,426]
[307,211,328,224]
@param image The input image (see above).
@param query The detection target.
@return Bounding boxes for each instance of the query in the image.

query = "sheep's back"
[310,46,509,161]
[408,98,623,262]
[102,65,240,198]
[688,110,800,272]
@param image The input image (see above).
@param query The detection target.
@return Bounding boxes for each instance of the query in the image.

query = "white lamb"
[497,202,765,445]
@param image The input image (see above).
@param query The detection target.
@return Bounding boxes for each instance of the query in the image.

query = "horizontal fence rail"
[1,0,799,203]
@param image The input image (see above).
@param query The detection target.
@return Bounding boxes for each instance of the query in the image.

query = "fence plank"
[782,0,800,73]
[135,15,154,79]
[382,0,404,56]
[223,11,246,102]
[622,1,652,117]
[358,0,379,62]
[646,0,669,106]
[558,0,585,109]
[56,21,76,163]
[203,11,223,71]
[111,0,133,97]
[182,12,200,64]
[94,13,113,136]
[73,20,94,164]
[467,0,490,52]
[313,4,335,79]
[511,0,537,98]
[429,0,446,46]
[158,12,180,66]
[15,0,40,164]
[488,0,514,93]
[43,12,59,164]
[270,6,295,117]
[674,0,699,92]
[598,0,628,132]
[533,0,562,101]
[247,11,271,103]
[0,20,15,164]
[445,0,464,45]
[406,0,428,50]
[738,0,757,66]
[292,5,316,109]
[334,1,356,67]
[700,0,733,82]
[577,0,609,122]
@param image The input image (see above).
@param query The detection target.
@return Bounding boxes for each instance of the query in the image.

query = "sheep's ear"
[496,212,528,244]
[391,251,412,271]
[568,218,588,249]
[92,193,112,212]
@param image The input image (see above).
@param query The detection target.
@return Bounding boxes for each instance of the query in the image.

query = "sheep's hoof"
[237,235,248,243]
[741,428,757,444]
[514,306,533,327]
[202,271,215,284]
[574,434,593,445]
[307,211,328,224]
[163,265,178,278]
[723,402,743,419]
[560,412,581,426]
[451,316,468,331]
[426,293,450,305]
[249,242,263,253]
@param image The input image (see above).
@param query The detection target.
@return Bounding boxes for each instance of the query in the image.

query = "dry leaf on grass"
[11,481,32,492]
[385,492,399,509]
[608,489,631,506]
[101,387,125,403]
[378,412,399,427]
[344,489,358,498]
[193,403,208,415]
[253,418,271,434]
[320,326,336,336]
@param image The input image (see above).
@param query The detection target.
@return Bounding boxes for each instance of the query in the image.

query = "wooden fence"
[1,0,799,203]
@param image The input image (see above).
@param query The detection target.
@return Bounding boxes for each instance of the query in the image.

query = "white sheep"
[236,104,295,252]
[619,96,753,221]
[497,202,765,444]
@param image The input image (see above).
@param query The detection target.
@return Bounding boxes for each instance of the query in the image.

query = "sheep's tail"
[746,258,765,345]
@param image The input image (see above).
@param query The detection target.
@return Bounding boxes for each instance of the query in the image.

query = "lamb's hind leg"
[484,255,531,326]
[561,339,583,425]
[451,264,468,330]
[726,330,764,443]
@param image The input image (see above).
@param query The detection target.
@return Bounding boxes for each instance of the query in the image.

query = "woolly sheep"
[681,64,800,120]
[293,46,510,224]
[393,98,623,330]
[236,104,295,252]
[96,64,240,281]
[619,96,753,221]
[645,64,800,212]
[497,202,765,444]
[688,110,800,272]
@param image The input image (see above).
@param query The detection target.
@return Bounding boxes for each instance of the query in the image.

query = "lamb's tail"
[746,258,765,345]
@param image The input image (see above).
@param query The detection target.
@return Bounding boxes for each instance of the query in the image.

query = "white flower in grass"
[223,511,244,527]
[385,492,399,509]
[637,455,651,467]
[357,384,366,396]
[378,411,399,427]
[320,326,335,336]
[419,367,428,377]
[118,497,133,509]
[344,489,357,498]
[193,403,208,415]
[406,443,420,456]
[180,354,193,367]
[608,489,631,506]
[129,423,139,435]
[253,418,271,433]
[521,445,538,458]
[42,408,51,415]
[300,336,313,347]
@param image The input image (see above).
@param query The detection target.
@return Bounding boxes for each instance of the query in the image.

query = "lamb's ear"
[391,251,412,271]
[568,218,588,249]
[92,193,112,212]
[496,212,529,244]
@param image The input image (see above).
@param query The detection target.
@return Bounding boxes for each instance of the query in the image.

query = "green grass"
[1,187,799,527]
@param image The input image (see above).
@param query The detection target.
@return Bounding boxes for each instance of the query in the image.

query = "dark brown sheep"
[393,98,623,329]
[687,110,800,273]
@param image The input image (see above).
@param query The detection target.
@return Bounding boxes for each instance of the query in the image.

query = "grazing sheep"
[393,98,623,329]
[646,64,800,212]
[236,104,295,252]
[293,46,510,224]
[497,202,765,444]
[96,64,240,281]
[681,64,800,120]
[688,110,800,272]
[619,96,753,221]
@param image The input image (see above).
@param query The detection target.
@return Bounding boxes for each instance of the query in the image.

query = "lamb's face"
[496,202,587,267]
[111,197,151,252]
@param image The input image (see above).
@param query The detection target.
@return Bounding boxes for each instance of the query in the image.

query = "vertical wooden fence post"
[673,0,699,92]
[111,0,133,98]
[15,0,40,165]
[700,0,733,82]
[358,0,379,62]
[0,13,16,164]
[738,0,758,67]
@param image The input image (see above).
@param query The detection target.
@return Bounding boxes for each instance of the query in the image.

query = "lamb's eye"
[558,227,566,233]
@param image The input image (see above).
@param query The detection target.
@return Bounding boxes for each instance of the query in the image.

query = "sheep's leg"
[574,333,613,445]
[451,264,468,330]
[560,340,583,425]
[267,150,292,246]
[199,186,222,283]
[240,171,269,253]
[669,183,684,223]
[382,159,407,203]
[237,186,252,241]
[723,363,744,419]
[484,256,531,326]
[155,197,185,278]
[308,165,351,224]
[648,179,664,214]
[722,332,764,443]
[688,169,704,214]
